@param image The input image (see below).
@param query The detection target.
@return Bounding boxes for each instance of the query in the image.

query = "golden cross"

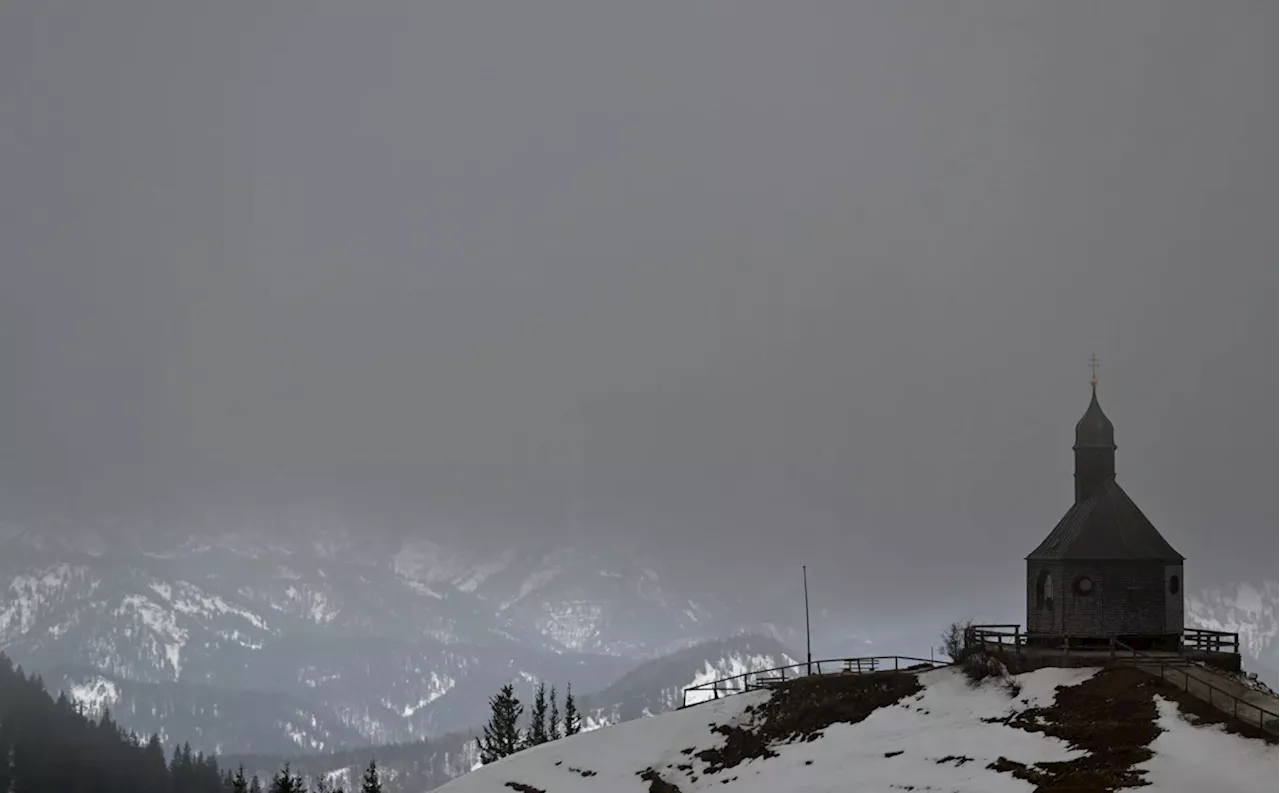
[1088,354,1099,388]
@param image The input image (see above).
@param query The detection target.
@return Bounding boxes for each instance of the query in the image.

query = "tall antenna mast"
[803,565,812,676]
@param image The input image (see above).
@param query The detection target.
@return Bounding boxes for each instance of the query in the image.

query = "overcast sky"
[0,2,1274,594]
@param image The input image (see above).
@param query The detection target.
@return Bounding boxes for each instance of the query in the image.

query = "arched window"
[1168,575,1180,595]
[1036,570,1053,610]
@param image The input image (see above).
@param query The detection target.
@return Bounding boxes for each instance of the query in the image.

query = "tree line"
[0,652,384,793]
[475,680,582,765]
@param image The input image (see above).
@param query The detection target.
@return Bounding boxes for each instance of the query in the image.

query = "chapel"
[1025,362,1184,651]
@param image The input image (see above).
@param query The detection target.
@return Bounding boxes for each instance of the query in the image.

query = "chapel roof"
[1027,478,1184,562]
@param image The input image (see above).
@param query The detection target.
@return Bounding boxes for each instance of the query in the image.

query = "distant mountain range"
[1186,580,1278,686]
[1,516,1274,760]
[222,633,798,793]
[0,520,801,754]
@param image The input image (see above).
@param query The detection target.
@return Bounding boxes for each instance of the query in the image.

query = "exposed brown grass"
[691,671,924,775]
[637,767,685,793]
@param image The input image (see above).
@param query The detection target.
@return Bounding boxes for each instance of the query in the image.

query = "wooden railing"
[1183,627,1240,654]
[964,625,1241,657]
[1111,638,1277,738]
[680,655,951,709]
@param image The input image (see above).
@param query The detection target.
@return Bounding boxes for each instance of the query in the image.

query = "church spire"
[1073,355,1116,502]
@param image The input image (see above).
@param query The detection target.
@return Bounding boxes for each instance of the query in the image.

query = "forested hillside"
[0,652,381,793]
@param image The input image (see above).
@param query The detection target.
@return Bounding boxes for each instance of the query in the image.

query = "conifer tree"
[524,682,549,748]
[231,764,249,793]
[548,686,561,741]
[249,774,264,793]
[269,762,304,793]
[0,742,10,793]
[563,682,581,736]
[475,683,524,764]
[360,759,382,793]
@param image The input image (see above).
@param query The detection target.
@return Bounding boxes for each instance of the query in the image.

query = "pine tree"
[524,682,549,748]
[0,743,10,793]
[563,682,581,736]
[231,764,249,793]
[360,758,382,793]
[548,685,561,741]
[269,762,304,793]
[249,774,264,793]
[475,683,524,764]
[314,772,331,793]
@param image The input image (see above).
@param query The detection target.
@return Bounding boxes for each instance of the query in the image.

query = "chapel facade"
[1025,368,1185,651]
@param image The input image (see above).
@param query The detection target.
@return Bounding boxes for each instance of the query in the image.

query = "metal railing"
[680,655,950,709]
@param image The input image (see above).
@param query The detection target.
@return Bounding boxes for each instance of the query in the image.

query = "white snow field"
[437,666,1278,793]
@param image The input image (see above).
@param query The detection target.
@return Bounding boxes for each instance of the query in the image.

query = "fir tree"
[249,774,264,793]
[563,682,581,736]
[231,765,249,793]
[524,682,549,748]
[360,759,382,793]
[475,683,524,764]
[548,685,561,741]
[269,762,304,793]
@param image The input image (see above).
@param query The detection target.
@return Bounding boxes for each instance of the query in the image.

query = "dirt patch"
[503,783,545,793]
[988,666,1162,791]
[565,766,596,777]
[990,664,1280,793]
[637,767,684,793]
[692,671,924,774]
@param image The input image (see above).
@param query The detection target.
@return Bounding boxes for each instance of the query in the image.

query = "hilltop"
[437,665,1276,793]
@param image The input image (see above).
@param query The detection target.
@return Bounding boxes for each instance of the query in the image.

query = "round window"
[1169,575,1180,595]
[1073,576,1094,595]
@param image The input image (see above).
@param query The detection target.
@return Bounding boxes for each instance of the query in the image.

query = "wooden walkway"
[1134,660,1278,737]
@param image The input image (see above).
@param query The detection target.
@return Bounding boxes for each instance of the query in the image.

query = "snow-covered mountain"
[0,523,785,753]
[223,633,797,792]
[1187,581,1278,688]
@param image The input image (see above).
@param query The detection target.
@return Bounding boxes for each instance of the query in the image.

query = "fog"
[0,2,1274,602]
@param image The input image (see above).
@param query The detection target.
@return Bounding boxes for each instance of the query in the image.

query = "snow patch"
[1139,696,1278,792]
[68,676,120,716]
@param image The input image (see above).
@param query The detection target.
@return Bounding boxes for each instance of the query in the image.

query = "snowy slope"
[437,667,1277,793]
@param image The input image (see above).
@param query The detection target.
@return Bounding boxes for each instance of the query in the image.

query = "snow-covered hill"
[438,665,1277,793]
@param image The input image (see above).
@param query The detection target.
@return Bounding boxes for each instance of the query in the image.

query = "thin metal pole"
[803,565,812,676]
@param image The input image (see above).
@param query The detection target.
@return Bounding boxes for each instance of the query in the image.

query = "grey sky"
[0,2,1274,594]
